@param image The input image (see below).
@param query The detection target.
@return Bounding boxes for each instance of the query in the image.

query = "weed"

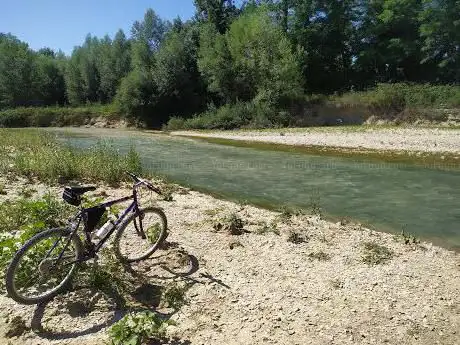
[256,220,280,235]
[204,207,223,217]
[330,279,344,289]
[287,230,309,244]
[213,213,244,235]
[317,233,330,244]
[309,192,322,217]
[362,242,394,265]
[18,187,36,198]
[162,283,188,310]
[395,228,420,245]
[277,206,303,223]
[308,251,331,261]
[0,183,6,195]
[229,240,243,249]
[108,311,173,345]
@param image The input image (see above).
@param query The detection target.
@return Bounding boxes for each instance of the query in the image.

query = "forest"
[0,0,459,128]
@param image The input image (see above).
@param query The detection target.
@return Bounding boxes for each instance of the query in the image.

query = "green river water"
[52,128,460,250]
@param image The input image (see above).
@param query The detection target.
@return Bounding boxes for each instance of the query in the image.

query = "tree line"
[0,0,458,127]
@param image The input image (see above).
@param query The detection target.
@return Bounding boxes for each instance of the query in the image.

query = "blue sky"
[0,0,202,55]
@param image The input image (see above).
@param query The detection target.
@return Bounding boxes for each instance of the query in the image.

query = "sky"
[0,0,201,55]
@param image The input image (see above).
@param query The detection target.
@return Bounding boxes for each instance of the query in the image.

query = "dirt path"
[0,180,459,345]
[172,127,460,154]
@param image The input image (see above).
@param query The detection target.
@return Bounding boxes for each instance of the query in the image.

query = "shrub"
[0,194,73,290]
[361,242,394,265]
[108,311,172,345]
[0,104,120,128]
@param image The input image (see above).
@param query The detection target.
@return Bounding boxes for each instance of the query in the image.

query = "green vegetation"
[0,104,120,128]
[308,251,331,261]
[395,229,421,246]
[1,2,459,129]
[255,220,280,235]
[287,230,309,244]
[161,283,188,310]
[0,194,73,289]
[213,212,244,235]
[108,311,173,345]
[361,242,394,265]
[0,129,142,185]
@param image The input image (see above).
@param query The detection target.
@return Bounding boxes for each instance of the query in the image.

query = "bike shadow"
[30,286,125,340]
[29,242,228,342]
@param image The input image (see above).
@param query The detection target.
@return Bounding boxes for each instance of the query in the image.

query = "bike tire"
[5,228,83,305]
[113,207,167,263]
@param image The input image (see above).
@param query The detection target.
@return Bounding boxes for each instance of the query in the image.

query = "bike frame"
[60,181,147,264]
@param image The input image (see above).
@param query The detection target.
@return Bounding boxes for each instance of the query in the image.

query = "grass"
[161,283,188,310]
[333,83,460,112]
[0,129,143,185]
[213,212,245,235]
[277,206,304,223]
[287,230,309,244]
[394,228,420,246]
[361,242,394,265]
[255,220,280,235]
[0,103,120,128]
[308,251,331,261]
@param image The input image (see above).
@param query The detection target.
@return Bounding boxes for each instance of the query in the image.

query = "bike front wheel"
[113,207,167,263]
[5,228,83,305]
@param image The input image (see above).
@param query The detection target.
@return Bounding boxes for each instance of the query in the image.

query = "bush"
[165,100,296,130]
[0,194,73,290]
[109,311,172,345]
[335,83,460,117]
[0,104,120,128]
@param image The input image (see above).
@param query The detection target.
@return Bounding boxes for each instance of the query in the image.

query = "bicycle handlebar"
[126,171,162,195]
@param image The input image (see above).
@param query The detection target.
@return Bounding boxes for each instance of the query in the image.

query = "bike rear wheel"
[113,207,167,263]
[5,228,82,305]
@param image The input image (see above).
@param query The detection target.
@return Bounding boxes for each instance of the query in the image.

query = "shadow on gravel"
[30,286,123,340]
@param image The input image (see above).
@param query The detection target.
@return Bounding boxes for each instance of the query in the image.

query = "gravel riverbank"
[0,178,459,345]
[172,127,460,154]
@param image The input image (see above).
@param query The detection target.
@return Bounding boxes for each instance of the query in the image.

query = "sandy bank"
[173,127,460,154]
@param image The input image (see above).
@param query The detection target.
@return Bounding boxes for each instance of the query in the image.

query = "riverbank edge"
[172,133,460,171]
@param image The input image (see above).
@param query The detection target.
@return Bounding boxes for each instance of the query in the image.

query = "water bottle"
[93,214,117,240]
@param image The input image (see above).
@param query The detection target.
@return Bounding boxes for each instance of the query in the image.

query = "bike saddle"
[66,186,97,195]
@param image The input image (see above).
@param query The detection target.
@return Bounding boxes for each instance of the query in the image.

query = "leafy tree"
[355,0,424,85]
[194,0,239,33]
[131,9,170,51]
[0,34,36,108]
[420,0,460,82]
[34,51,66,105]
[154,22,207,122]
[198,8,302,105]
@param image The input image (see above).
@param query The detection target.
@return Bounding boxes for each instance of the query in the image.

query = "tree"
[0,34,36,108]
[288,0,359,92]
[354,0,424,86]
[35,50,66,105]
[198,8,303,105]
[420,0,460,82]
[154,22,207,122]
[194,0,239,33]
[131,9,170,51]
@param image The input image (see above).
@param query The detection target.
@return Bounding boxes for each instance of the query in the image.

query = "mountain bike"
[5,172,168,305]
